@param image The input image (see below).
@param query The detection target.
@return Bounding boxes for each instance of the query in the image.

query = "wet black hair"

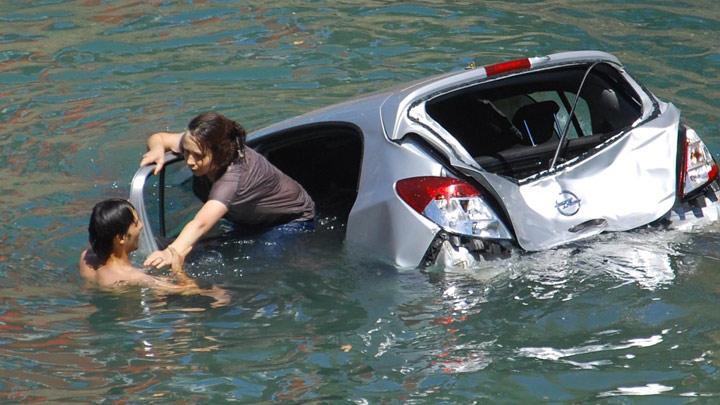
[88,198,136,264]
[187,111,247,174]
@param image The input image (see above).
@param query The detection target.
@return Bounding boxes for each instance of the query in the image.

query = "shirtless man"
[79,199,227,304]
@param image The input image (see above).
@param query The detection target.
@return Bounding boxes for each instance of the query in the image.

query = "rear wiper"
[549,61,601,170]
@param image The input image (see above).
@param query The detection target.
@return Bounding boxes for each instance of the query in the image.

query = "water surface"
[1,0,720,402]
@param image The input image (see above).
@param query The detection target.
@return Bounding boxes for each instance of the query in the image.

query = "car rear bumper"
[658,180,720,230]
[421,180,720,269]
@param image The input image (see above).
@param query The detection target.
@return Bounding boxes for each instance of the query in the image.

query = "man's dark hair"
[88,199,136,264]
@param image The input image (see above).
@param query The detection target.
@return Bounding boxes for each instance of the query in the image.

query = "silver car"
[130,50,720,269]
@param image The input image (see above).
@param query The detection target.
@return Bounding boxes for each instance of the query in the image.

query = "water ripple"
[599,383,674,397]
[518,331,668,372]
[1,0,720,401]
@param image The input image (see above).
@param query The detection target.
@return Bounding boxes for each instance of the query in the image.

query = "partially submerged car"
[130,50,720,269]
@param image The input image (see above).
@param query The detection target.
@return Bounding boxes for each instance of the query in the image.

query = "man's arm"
[100,267,198,292]
[94,258,229,307]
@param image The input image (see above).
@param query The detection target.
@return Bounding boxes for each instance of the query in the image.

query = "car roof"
[249,50,622,141]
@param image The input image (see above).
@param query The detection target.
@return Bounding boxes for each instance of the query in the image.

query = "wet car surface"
[130,50,720,269]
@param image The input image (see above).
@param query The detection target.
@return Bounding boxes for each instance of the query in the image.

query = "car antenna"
[549,61,601,170]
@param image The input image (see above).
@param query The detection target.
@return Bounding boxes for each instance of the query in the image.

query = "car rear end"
[351,51,719,268]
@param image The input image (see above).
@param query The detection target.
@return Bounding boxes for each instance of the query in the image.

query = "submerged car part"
[403,53,683,253]
[421,231,513,269]
[128,51,720,269]
[130,153,197,258]
[471,104,680,252]
[662,181,720,230]
[129,162,161,257]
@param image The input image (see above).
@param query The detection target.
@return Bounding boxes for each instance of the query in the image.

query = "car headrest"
[476,99,523,139]
[512,100,560,146]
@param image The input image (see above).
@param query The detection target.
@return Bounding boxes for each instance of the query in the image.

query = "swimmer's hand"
[140,144,166,175]
[208,285,231,308]
[144,248,172,269]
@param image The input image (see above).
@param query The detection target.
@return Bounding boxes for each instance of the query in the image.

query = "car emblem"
[555,191,581,216]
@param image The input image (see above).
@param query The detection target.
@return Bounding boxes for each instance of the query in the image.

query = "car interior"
[140,123,363,244]
[425,63,644,180]
[250,123,363,231]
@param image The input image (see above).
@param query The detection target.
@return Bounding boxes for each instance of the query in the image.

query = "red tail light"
[396,177,480,214]
[680,127,718,198]
[395,176,512,239]
[484,58,531,77]
[710,165,719,182]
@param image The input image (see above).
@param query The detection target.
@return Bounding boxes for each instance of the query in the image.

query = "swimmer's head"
[183,112,246,176]
[88,199,142,263]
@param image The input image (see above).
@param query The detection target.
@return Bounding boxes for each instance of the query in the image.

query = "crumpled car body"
[130,50,720,269]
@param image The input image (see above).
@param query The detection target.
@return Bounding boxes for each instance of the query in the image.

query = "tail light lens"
[395,176,512,239]
[680,127,718,198]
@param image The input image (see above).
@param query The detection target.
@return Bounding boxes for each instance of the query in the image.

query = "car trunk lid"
[459,104,680,250]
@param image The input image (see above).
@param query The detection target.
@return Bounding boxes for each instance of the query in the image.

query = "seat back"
[467,100,523,154]
[512,101,560,146]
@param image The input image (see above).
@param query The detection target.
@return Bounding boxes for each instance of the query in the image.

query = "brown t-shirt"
[192,147,315,227]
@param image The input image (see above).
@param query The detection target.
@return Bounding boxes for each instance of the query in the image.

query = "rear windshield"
[425,63,644,159]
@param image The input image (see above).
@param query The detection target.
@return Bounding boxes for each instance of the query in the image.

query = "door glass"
[140,157,201,242]
[161,161,201,239]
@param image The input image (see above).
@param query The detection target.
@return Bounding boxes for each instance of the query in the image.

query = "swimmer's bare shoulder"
[78,248,171,290]
[78,247,229,307]
[79,248,100,284]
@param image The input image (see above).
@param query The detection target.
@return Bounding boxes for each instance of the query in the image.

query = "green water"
[1,0,720,402]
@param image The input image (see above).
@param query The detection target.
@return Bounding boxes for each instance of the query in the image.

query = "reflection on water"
[518,330,665,369]
[1,0,720,402]
[516,230,682,292]
[599,383,674,397]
